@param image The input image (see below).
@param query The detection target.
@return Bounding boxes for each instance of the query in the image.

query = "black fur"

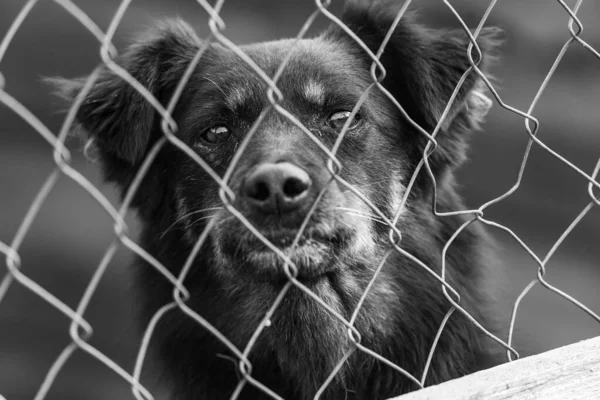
[50,1,503,399]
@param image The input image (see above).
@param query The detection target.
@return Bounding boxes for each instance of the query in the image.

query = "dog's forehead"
[241,37,358,71]
[201,37,365,110]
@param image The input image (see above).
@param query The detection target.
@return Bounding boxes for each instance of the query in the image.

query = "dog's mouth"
[217,228,351,282]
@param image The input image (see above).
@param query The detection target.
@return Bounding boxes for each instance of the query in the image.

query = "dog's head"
[50,2,501,286]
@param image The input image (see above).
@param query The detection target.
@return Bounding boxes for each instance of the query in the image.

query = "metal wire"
[1,0,599,399]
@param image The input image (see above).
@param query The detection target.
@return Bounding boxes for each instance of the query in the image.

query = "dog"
[51,1,503,399]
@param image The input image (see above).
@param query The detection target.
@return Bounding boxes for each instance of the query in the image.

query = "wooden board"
[391,337,600,400]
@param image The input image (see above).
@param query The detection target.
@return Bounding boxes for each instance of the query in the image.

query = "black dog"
[52,1,502,399]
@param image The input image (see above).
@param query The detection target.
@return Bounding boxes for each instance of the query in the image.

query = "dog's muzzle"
[212,158,354,281]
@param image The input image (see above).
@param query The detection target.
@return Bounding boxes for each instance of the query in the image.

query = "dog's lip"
[231,229,344,281]
[244,228,342,249]
[249,254,338,283]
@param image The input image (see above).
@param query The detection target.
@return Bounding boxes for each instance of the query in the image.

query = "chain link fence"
[1,0,599,399]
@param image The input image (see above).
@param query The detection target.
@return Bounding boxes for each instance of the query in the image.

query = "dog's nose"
[243,162,312,214]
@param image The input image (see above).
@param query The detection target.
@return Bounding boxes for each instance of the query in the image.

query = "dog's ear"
[328,1,502,170]
[47,20,200,165]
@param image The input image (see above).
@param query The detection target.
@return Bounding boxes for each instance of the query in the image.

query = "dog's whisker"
[339,180,389,197]
[343,212,388,226]
[334,207,386,222]
[333,206,377,215]
[203,76,227,98]
[160,207,223,239]
[330,216,356,232]
[352,179,389,189]
[214,214,237,229]
[187,214,216,227]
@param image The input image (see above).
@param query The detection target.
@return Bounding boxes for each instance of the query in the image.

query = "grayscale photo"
[1,1,599,399]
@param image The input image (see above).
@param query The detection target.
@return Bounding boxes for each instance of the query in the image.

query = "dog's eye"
[326,111,362,131]
[201,126,231,144]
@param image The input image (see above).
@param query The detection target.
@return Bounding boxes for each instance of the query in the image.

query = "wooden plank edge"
[389,336,600,400]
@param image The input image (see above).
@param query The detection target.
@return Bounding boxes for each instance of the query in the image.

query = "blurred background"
[1,0,599,399]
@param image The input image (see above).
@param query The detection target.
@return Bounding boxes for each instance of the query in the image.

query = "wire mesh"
[1,0,599,399]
